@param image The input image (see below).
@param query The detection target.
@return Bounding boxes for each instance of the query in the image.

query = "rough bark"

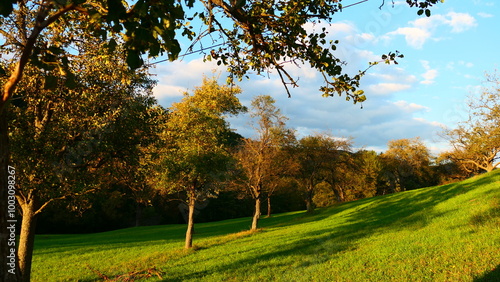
[17,199,38,282]
[251,197,261,230]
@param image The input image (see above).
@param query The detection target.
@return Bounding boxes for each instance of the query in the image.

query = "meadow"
[32,170,500,281]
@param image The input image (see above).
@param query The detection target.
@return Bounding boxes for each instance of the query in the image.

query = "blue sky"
[151,0,499,154]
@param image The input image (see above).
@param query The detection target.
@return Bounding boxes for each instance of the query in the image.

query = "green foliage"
[234,95,295,228]
[379,137,436,192]
[31,170,500,281]
[7,39,159,214]
[160,77,246,196]
[0,0,443,108]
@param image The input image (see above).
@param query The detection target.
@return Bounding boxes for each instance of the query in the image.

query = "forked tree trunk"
[185,191,195,249]
[251,197,261,230]
[332,185,346,202]
[18,200,38,282]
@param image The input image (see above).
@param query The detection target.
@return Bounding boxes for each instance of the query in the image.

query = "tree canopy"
[442,72,500,173]
[160,77,245,248]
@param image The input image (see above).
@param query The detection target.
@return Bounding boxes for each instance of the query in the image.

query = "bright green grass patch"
[32,170,500,281]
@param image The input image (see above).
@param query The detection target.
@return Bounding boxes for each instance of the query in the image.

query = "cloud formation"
[420,60,438,84]
[387,12,477,49]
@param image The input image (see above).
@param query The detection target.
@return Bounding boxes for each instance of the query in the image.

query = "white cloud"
[152,50,440,151]
[152,84,185,99]
[386,12,477,49]
[368,68,418,84]
[446,12,478,33]
[367,83,412,95]
[394,101,430,113]
[420,60,438,85]
[477,12,494,18]
[387,27,431,49]
[459,61,474,68]
[151,58,225,105]
[446,60,474,71]
[413,117,444,128]
[421,71,438,84]
[330,21,357,35]
[304,20,356,37]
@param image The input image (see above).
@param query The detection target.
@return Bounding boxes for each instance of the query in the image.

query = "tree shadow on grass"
[474,265,500,282]
[164,173,500,281]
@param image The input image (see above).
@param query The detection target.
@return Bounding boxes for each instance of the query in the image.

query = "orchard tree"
[0,2,190,279]
[351,150,381,199]
[380,137,433,192]
[442,72,500,173]
[296,134,353,211]
[1,0,441,279]
[235,95,294,230]
[6,40,157,281]
[161,77,245,249]
[303,147,380,207]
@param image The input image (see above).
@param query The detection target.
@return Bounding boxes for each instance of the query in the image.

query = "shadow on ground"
[475,265,500,282]
[165,173,500,281]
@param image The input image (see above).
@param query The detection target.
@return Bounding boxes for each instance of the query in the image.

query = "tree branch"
[1,2,78,111]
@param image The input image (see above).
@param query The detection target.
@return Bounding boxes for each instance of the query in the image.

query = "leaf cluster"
[160,77,246,197]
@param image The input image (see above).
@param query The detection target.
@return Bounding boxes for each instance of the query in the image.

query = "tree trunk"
[135,203,142,227]
[1,108,19,281]
[184,193,195,249]
[18,197,38,282]
[251,197,261,230]
[305,185,315,213]
[485,162,494,173]
[333,185,346,202]
[266,196,271,218]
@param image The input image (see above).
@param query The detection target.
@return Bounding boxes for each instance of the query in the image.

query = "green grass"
[32,170,500,281]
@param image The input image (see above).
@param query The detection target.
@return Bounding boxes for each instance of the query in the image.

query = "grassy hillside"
[32,170,500,281]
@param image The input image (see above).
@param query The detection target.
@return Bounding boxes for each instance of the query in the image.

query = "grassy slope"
[32,170,500,281]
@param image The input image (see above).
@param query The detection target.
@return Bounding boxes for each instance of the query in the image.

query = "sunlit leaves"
[198,0,440,102]
[443,72,500,173]
[161,77,246,195]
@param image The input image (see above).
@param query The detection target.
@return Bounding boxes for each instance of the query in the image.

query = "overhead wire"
[147,0,370,66]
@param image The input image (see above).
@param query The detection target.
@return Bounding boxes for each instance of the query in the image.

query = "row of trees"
[11,60,500,277]
[0,0,442,280]
[6,48,499,280]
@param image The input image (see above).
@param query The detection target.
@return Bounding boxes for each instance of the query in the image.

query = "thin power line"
[147,42,226,66]
[147,0,370,66]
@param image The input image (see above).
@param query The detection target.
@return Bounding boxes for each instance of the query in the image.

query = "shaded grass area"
[32,170,500,281]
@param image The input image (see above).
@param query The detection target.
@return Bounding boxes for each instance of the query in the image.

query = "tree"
[235,95,294,230]
[295,134,353,211]
[442,72,500,173]
[379,137,433,192]
[160,77,245,249]
[6,40,157,281]
[351,150,381,199]
[0,1,190,279]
